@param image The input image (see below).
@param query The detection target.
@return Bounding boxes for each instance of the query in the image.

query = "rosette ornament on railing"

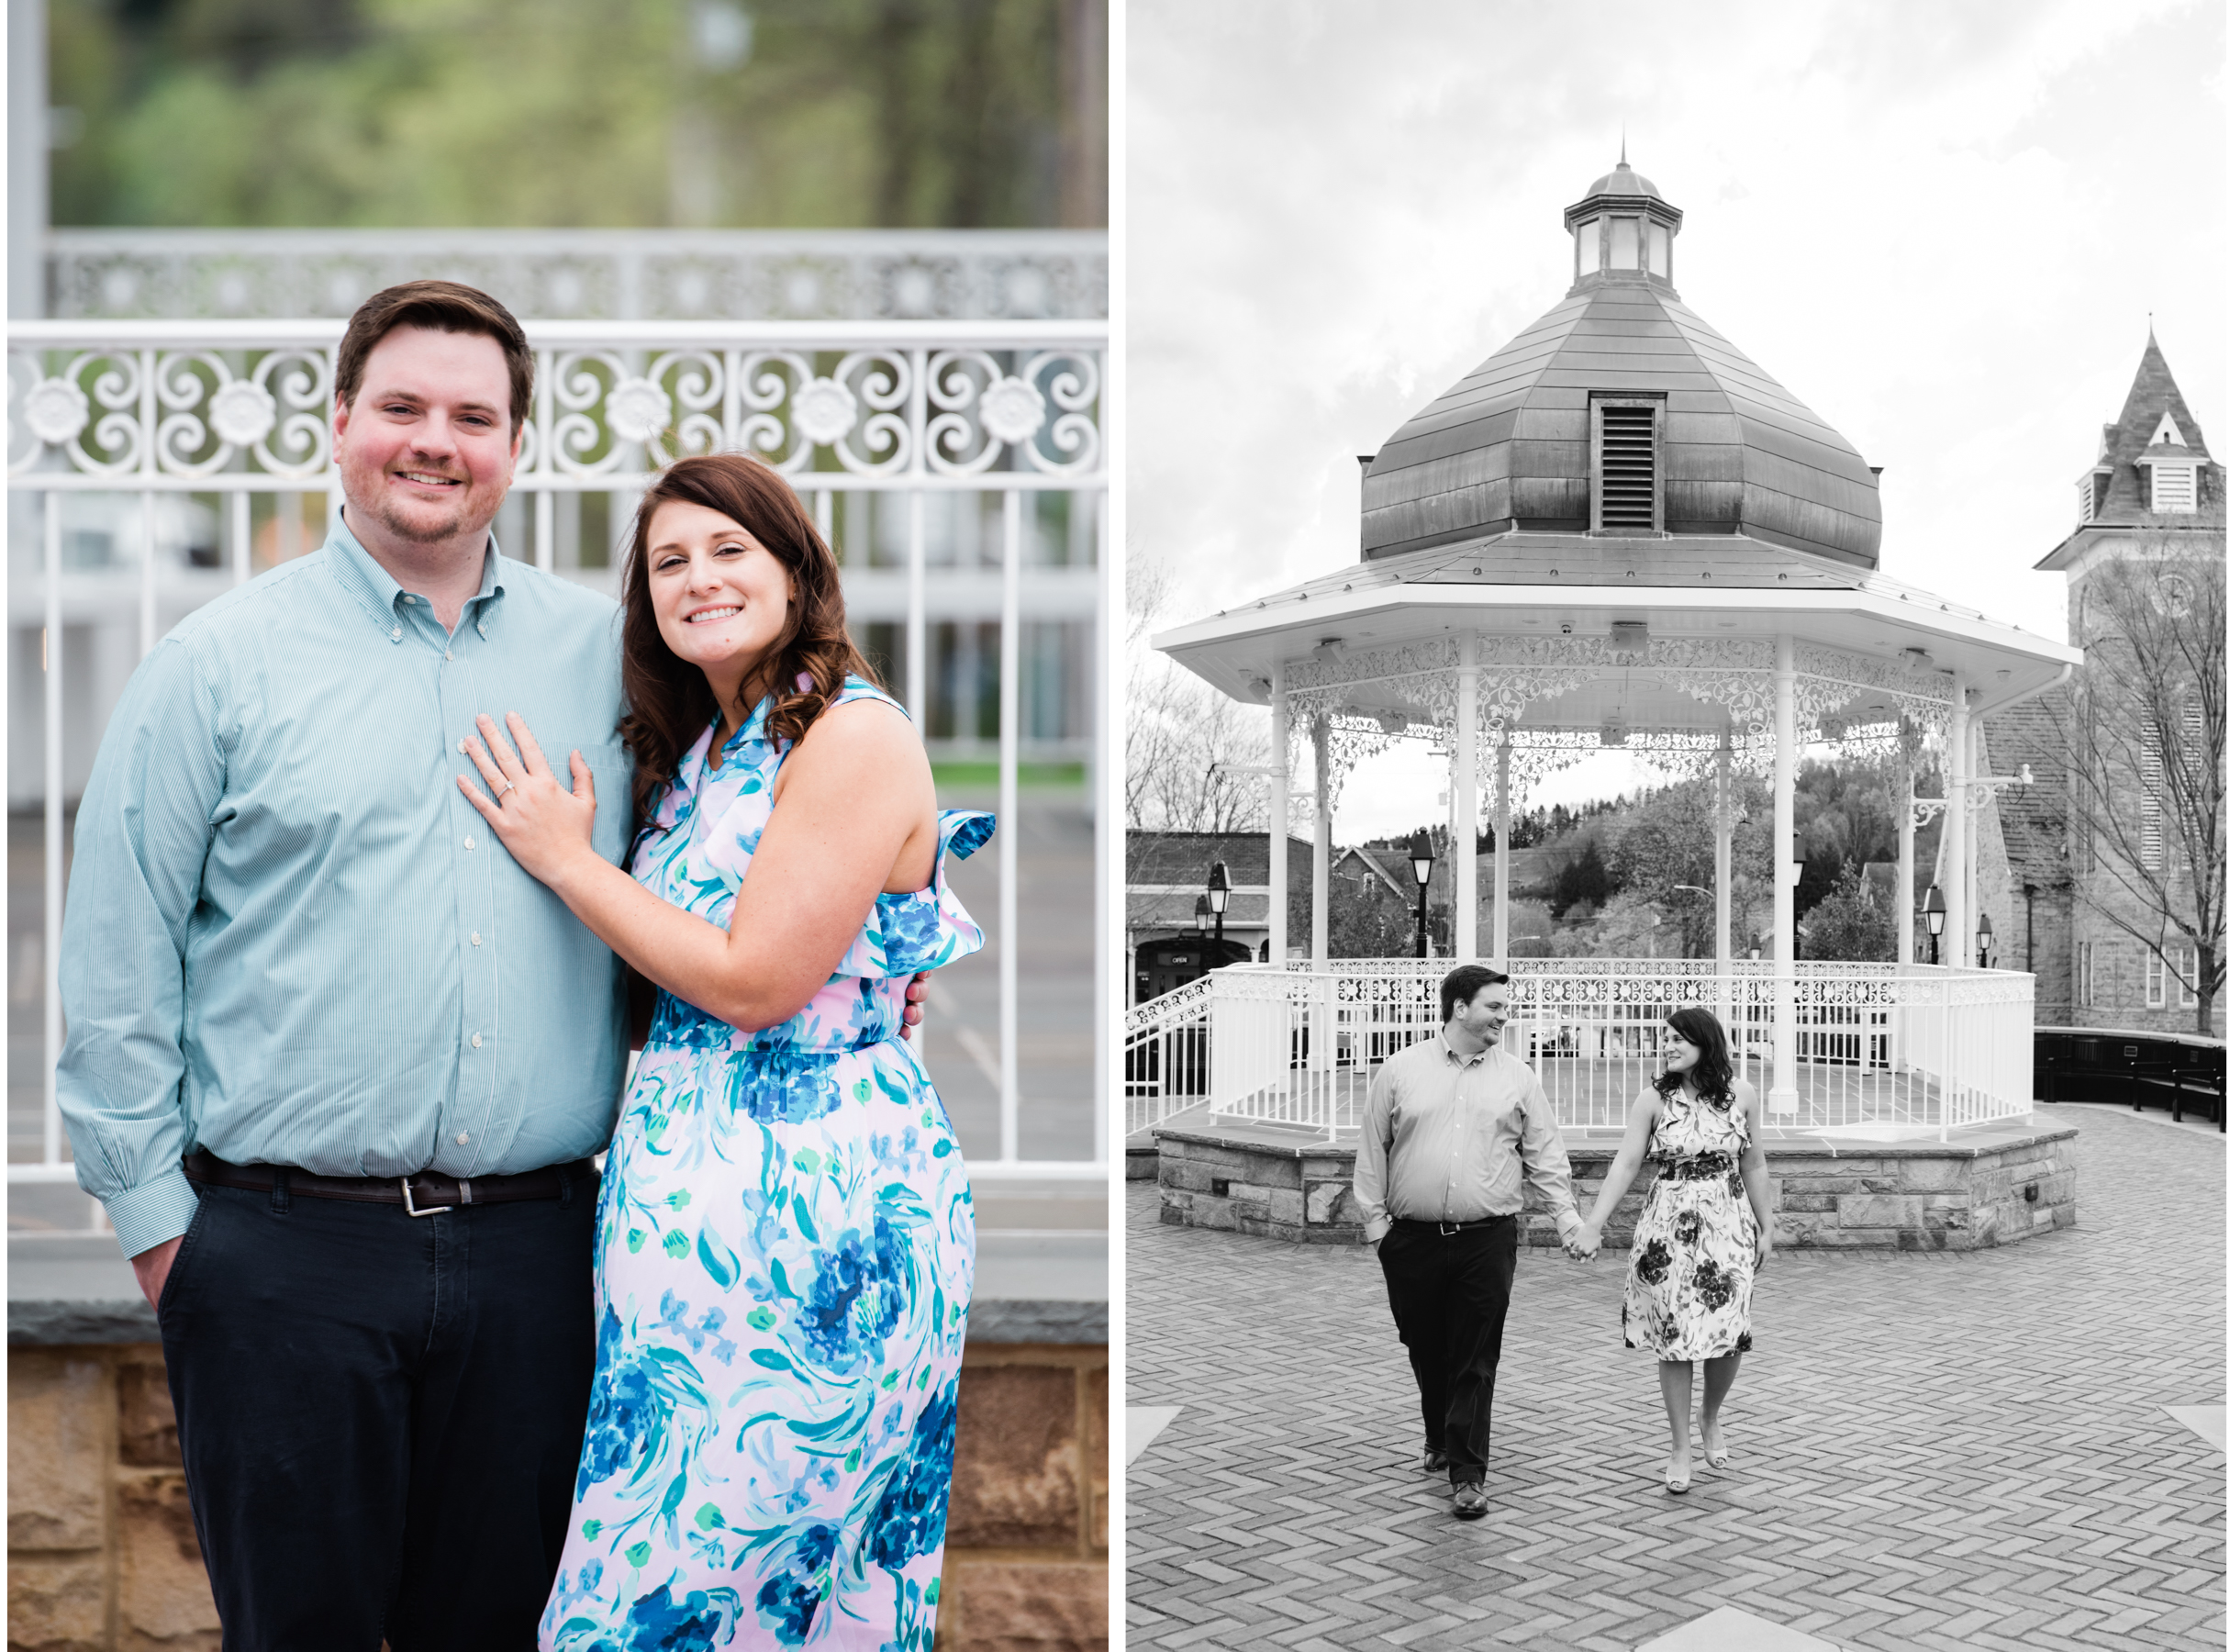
[9,343,332,482]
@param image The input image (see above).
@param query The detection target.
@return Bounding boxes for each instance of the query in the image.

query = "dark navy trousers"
[1377,1215,1521,1487]
[158,1177,597,1651]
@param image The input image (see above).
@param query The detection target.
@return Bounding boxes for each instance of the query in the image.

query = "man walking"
[62,280,643,1646]
[1353,964,1591,1520]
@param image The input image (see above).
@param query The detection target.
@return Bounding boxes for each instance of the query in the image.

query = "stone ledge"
[10,1231,1109,1347]
[1153,1120,2080,1252]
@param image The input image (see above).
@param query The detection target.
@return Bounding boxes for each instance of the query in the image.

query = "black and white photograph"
[1123,5,2224,1649]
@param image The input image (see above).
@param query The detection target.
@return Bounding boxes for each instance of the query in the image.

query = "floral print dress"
[541,678,988,1652]
[1621,1086,1757,1362]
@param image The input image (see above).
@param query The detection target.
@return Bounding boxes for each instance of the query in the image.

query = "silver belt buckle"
[400,1175,453,1217]
[1437,1219,1461,1236]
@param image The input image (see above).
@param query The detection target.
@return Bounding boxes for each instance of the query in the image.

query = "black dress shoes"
[1452,1482,1488,1519]
[1421,1446,1450,1473]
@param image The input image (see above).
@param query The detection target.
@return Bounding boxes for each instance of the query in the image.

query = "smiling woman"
[455,452,991,1649]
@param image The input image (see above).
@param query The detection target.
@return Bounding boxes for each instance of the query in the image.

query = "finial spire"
[1620,126,1627,166]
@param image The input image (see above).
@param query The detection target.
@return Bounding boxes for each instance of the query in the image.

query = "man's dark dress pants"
[1377,1215,1521,1487]
[157,1177,597,1651]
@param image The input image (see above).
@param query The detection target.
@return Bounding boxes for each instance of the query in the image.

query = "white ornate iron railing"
[7,316,1109,1210]
[1156,958,2034,1143]
[44,229,1109,323]
[1122,973,1214,1136]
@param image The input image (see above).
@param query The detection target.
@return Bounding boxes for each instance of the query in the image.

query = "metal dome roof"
[1581,160,1661,199]
[1361,169,1882,570]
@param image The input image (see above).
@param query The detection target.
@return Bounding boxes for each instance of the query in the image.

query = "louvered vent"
[2151,463,2197,513]
[1599,405,1657,529]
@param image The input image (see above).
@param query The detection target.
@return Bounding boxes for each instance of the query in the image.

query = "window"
[2078,942,2095,1007]
[2150,463,2197,512]
[2178,943,2200,1009]
[2142,721,2164,869]
[2076,470,2107,527]
[1592,398,1661,531]
[1576,218,1600,276]
[1609,217,1640,269]
[2146,948,2168,1008]
[1646,221,1669,277]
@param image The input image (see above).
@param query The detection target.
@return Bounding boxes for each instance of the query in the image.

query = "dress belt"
[183,1150,595,1215]
[1390,1212,1515,1236]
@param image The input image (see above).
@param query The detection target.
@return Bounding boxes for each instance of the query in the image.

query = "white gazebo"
[1142,162,2079,1142]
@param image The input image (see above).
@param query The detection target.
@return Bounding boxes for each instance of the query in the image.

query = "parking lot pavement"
[1126,1103,2224,1652]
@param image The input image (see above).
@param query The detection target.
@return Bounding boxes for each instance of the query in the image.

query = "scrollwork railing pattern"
[8,325,1106,490]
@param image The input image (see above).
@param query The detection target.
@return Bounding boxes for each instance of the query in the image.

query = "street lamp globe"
[1206,860,1231,915]
[1976,913,1993,967]
[1923,884,1946,937]
[1408,829,1435,887]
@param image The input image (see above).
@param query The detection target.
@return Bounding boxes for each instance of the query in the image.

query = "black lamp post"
[1923,882,1946,966]
[1976,912,1993,970]
[1192,894,1210,937]
[1408,829,1435,960]
[1788,831,1805,961]
[1206,861,1231,951]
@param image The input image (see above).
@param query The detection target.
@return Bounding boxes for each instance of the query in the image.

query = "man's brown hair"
[333,280,534,435]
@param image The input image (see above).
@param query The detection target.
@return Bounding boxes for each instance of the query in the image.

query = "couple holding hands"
[1354,969,1775,1518]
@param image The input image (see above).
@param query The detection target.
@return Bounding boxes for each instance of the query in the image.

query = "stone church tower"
[1984,332,2224,1032]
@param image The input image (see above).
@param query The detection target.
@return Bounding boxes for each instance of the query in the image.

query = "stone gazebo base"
[1153,1118,2079,1251]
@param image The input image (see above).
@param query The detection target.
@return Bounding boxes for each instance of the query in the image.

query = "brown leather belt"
[183,1150,594,1216]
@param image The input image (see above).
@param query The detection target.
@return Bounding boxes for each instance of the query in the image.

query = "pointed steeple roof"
[2098,332,2213,512]
[2038,332,2222,567]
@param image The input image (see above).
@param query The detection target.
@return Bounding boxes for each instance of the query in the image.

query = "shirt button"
[464,836,475,851]
[459,739,469,754]
[471,1032,484,1048]
[470,931,482,946]
[456,1132,470,1144]
[389,627,402,642]
[444,650,453,662]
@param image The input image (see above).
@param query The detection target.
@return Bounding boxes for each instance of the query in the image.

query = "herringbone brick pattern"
[1127,1105,2225,1651]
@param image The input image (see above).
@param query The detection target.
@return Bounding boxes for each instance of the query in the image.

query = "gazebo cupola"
[1565,155,1683,290]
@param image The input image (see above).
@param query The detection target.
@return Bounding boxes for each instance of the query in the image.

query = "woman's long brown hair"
[617,453,881,829]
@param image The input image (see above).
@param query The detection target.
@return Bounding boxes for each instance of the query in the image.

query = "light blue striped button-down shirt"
[58,517,633,1257]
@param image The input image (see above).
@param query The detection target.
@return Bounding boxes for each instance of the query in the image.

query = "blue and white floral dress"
[541,677,988,1652]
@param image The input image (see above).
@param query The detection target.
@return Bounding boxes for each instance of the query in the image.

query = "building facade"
[1985,334,2224,1035]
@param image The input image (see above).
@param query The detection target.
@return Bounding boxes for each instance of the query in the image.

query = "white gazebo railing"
[1128,958,2035,1144]
[9,316,1109,1208]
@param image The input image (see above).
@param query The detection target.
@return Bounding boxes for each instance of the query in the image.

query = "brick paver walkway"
[1127,1104,2224,1652]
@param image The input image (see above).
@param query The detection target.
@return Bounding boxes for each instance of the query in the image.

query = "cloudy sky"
[1127,0,2226,837]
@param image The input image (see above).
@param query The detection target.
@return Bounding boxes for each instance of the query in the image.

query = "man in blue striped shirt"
[62,282,654,1644]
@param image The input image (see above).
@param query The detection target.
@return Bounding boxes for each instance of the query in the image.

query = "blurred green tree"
[49,0,1104,228]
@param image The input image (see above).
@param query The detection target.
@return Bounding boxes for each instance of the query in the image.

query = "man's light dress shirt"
[57,518,632,1258]
[1352,1032,1584,1245]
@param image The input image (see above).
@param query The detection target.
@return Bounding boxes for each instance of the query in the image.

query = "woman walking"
[456,453,986,1649]
[1573,1006,1772,1494]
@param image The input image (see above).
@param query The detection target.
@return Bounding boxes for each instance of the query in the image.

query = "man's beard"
[363,486,482,546]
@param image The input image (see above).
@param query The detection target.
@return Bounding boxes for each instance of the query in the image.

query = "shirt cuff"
[1363,1214,1392,1244]
[104,1166,201,1260]
[1555,1209,1584,1242]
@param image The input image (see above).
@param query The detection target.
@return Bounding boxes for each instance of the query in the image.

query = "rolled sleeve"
[1353,1064,1398,1243]
[1516,1075,1583,1241]
[56,640,223,1257]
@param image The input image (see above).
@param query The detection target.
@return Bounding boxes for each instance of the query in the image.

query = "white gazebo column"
[1714,735,1732,1021]
[1492,735,1512,967]
[1946,678,1969,970]
[1268,662,1289,966]
[1454,636,1478,961]
[1895,740,1915,968]
[1311,712,1331,968]
[1769,636,1798,1113]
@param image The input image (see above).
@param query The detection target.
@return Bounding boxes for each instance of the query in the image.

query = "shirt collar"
[1436,1031,1494,1068]
[323,509,508,629]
